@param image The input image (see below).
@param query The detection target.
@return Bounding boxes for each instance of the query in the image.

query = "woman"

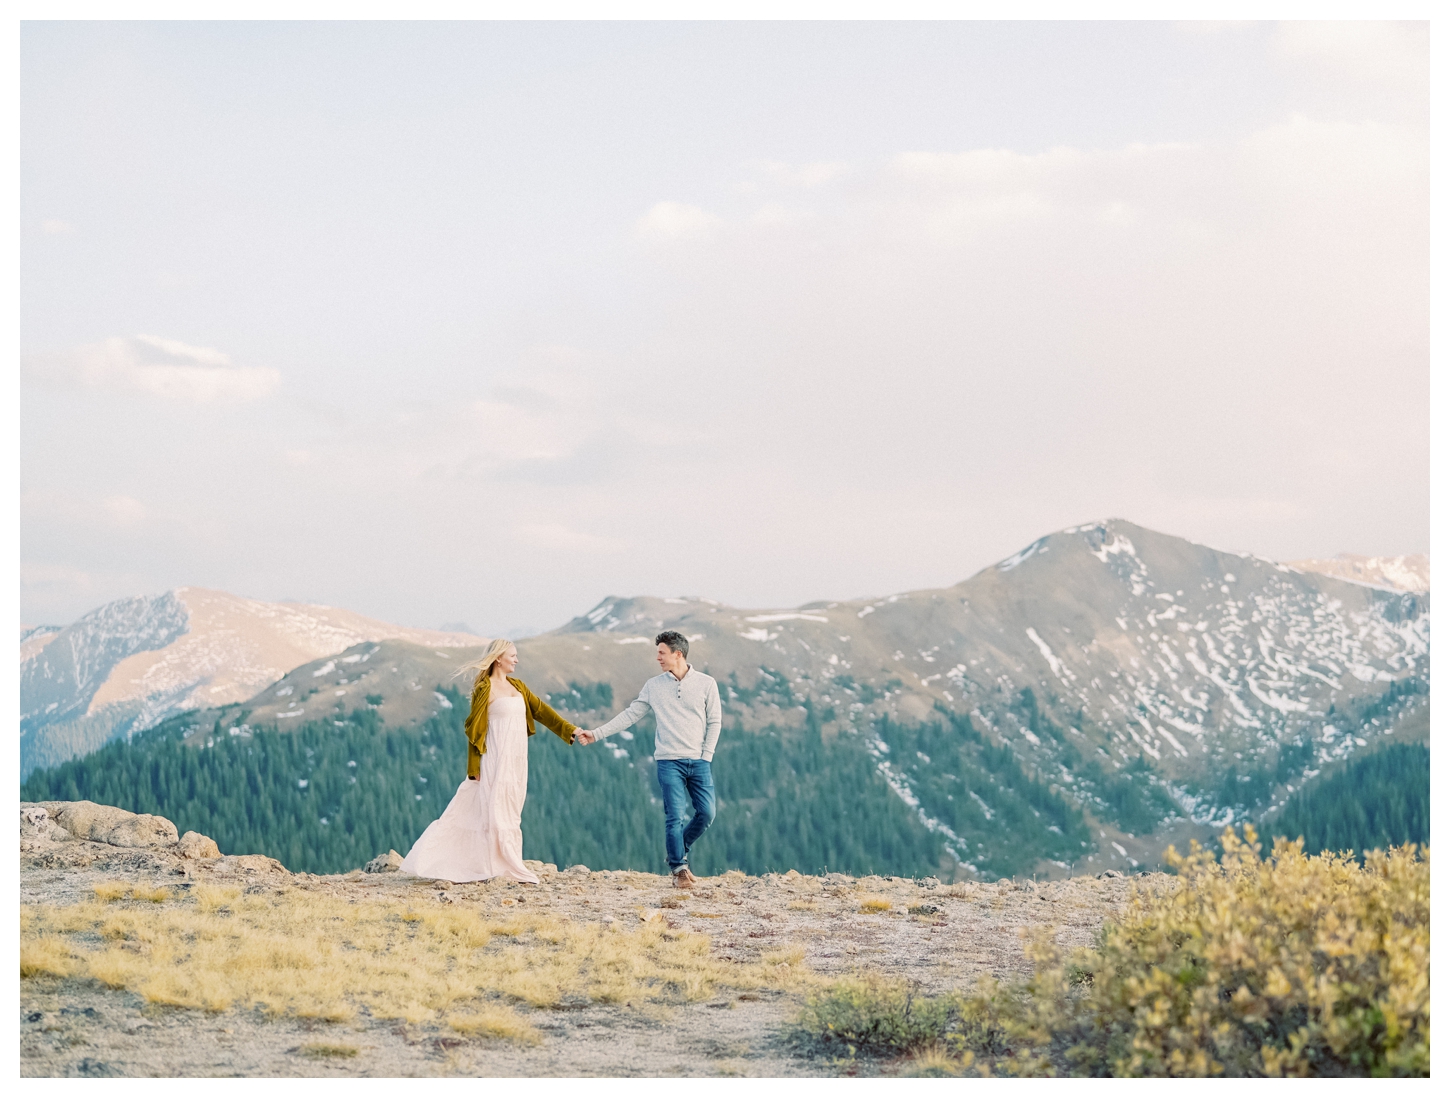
[399,639,579,884]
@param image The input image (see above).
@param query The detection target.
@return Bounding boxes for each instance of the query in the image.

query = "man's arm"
[701,678,722,761]
[589,685,653,742]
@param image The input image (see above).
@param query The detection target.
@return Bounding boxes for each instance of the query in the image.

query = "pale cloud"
[617,101,1426,590]
[20,561,150,615]
[751,160,851,188]
[23,490,152,533]
[748,202,816,228]
[103,495,147,527]
[315,365,608,486]
[635,201,722,241]
[23,334,280,403]
[21,561,102,597]
[462,398,574,465]
[1274,21,1428,100]
[513,522,625,554]
[667,116,1424,260]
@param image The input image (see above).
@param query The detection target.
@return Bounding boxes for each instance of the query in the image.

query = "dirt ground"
[21,835,1149,1077]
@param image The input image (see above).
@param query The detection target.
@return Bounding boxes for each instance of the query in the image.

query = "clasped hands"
[574,729,596,745]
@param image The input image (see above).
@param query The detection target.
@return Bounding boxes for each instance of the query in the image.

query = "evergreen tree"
[1267,742,1429,857]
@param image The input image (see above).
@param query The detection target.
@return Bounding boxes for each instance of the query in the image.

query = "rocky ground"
[21,802,1152,1077]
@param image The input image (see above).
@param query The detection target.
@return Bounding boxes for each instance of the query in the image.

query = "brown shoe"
[672,867,697,888]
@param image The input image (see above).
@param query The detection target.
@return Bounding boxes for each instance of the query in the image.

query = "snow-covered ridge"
[1287,554,1429,594]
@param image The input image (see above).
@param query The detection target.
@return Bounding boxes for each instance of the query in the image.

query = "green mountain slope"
[1263,742,1429,857]
[21,691,1094,879]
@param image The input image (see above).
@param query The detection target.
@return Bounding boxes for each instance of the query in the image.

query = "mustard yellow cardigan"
[464,675,577,779]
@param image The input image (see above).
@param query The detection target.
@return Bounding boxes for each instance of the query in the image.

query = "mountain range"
[1287,553,1430,594]
[19,519,1430,878]
[19,587,478,777]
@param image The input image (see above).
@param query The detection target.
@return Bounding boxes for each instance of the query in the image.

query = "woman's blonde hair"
[453,638,516,684]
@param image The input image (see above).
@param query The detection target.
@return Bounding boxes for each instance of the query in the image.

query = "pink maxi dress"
[399,693,538,883]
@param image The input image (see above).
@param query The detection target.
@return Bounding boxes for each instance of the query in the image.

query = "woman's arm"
[464,678,490,751]
[519,682,577,744]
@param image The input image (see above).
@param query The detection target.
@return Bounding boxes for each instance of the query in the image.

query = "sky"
[19,20,1430,636]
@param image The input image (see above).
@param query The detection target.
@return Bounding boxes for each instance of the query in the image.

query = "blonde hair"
[453,638,516,685]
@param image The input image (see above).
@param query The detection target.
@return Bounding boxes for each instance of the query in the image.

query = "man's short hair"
[656,630,689,657]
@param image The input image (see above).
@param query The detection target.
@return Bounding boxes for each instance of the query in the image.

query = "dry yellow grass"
[859,897,892,914]
[902,1046,977,1077]
[194,883,243,912]
[295,1042,359,1059]
[21,935,76,978]
[763,944,806,969]
[21,883,813,1025]
[448,1004,542,1044]
[92,881,171,904]
[786,900,817,911]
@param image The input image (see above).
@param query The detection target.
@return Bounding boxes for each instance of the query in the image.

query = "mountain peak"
[20,588,487,777]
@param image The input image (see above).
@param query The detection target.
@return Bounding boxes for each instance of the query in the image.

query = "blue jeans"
[656,758,716,871]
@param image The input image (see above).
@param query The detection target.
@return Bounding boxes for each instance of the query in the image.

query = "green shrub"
[973,827,1429,1076]
[790,974,1004,1061]
[794,829,1429,1077]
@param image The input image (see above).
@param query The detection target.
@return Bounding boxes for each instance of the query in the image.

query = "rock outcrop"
[176,831,221,860]
[212,854,289,879]
[364,850,403,873]
[20,804,72,843]
[47,801,178,847]
[20,801,220,862]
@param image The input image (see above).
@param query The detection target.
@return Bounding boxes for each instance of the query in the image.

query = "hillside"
[22,798,1425,1078]
[19,588,481,777]
[20,798,1143,1078]
[22,519,1430,881]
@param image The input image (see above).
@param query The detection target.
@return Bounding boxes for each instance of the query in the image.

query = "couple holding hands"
[399,630,721,889]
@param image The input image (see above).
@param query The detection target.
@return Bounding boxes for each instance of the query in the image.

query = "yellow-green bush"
[792,974,983,1059]
[984,827,1429,1076]
[793,828,1428,1077]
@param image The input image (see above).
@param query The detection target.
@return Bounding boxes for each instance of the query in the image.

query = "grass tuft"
[902,1046,977,1077]
[92,881,130,902]
[295,1042,359,1059]
[858,897,892,914]
[763,944,806,969]
[21,935,76,978]
[448,1004,542,1045]
[194,884,242,912]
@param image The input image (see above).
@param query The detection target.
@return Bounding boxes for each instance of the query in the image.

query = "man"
[576,630,721,888]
